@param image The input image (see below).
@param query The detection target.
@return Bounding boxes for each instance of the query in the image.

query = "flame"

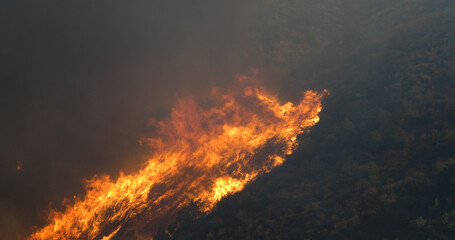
[29,75,326,239]
[17,161,22,171]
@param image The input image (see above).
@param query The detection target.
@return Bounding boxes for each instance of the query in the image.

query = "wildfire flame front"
[29,75,326,240]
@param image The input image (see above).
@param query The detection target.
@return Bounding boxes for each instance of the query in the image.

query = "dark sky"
[0,1,259,237]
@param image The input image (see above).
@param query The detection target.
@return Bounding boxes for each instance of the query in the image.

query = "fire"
[29,75,326,239]
[17,161,22,171]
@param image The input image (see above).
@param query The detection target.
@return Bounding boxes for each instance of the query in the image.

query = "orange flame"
[29,75,326,239]
[17,161,23,171]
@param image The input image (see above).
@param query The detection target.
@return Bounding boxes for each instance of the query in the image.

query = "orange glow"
[17,161,22,171]
[29,75,326,239]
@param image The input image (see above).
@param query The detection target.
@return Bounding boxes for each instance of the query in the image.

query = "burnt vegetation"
[155,0,455,239]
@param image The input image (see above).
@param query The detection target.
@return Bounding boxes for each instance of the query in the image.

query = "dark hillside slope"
[154,1,455,239]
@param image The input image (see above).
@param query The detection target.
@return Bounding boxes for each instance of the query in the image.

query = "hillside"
[154,1,455,239]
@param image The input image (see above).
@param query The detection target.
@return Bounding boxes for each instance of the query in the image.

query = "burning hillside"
[29,74,325,240]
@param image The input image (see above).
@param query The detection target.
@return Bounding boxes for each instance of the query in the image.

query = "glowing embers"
[29,75,325,240]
